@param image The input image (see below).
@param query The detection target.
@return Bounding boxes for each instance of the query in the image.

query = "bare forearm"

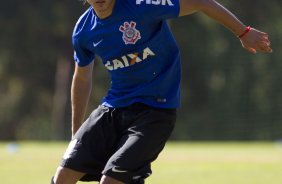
[71,73,92,136]
[180,0,246,36]
[198,0,272,53]
[180,0,272,53]
[199,0,245,36]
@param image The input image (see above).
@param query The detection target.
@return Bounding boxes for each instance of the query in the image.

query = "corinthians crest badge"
[119,21,141,45]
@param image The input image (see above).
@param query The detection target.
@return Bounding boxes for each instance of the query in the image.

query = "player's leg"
[98,175,145,184]
[52,105,118,183]
[99,175,145,184]
[51,166,85,184]
[100,175,125,184]
[101,103,176,184]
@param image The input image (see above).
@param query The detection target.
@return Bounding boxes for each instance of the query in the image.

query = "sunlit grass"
[0,142,282,184]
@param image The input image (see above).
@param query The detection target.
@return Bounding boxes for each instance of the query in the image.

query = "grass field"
[1,142,282,184]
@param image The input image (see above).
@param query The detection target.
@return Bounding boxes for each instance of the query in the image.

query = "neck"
[92,0,116,19]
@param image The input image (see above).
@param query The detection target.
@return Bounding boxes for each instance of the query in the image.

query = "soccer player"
[51,0,272,184]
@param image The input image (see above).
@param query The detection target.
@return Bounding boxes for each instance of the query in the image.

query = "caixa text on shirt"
[104,47,155,71]
[136,0,174,6]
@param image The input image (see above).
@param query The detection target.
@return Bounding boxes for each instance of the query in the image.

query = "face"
[87,0,116,18]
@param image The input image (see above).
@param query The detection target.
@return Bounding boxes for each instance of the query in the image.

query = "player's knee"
[54,166,68,182]
[53,166,84,184]
[100,175,125,184]
[100,175,145,184]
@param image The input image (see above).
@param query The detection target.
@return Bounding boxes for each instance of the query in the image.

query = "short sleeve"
[72,37,95,67]
[134,0,180,20]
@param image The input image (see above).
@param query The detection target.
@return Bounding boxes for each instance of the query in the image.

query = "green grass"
[1,142,282,184]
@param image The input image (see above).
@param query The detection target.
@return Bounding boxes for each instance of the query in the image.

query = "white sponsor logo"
[105,47,155,71]
[136,0,174,6]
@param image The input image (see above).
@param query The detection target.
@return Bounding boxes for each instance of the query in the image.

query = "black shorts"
[60,103,176,183]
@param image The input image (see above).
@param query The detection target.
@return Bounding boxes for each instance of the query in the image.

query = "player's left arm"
[178,0,272,54]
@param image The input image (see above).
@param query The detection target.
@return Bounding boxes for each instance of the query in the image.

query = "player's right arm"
[71,62,94,137]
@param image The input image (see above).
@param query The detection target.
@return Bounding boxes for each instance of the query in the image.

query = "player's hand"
[239,28,272,54]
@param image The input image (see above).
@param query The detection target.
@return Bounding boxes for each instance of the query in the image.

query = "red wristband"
[238,26,251,39]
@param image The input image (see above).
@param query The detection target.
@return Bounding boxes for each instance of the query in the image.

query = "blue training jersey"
[72,0,181,108]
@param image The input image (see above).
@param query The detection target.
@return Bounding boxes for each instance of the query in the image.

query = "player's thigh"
[103,107,176,183]
[118,111,176,165]
[61,105,118,181]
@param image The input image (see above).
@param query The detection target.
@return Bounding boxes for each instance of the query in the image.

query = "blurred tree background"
[0,0,281,141]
